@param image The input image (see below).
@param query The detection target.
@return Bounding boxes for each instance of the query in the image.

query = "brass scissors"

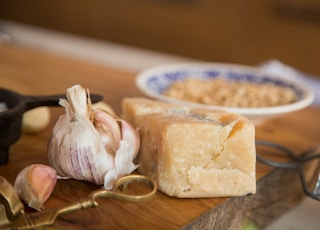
[256,140,320,201]
[0,174,157,229]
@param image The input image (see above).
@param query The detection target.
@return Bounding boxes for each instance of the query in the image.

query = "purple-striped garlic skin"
[48,85,139,189]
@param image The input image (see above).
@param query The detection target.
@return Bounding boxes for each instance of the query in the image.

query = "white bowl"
[135,62,314,122]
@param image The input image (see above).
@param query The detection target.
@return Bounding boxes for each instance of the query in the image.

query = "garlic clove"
[22,106,51,133]
[103,120,140,189]
[92,101,117,116]
[93,109,121,156]
[119,119,140,159]
[13,164,57,211]
[104,140,139,190]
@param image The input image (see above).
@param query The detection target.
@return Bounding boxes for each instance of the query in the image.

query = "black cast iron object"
[0,88,103,165]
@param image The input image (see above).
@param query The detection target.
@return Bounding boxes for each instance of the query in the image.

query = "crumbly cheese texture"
[122,97,256,198]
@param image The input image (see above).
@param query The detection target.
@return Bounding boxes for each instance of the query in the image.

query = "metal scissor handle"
[256,140,320,201]
[0,174,157,229]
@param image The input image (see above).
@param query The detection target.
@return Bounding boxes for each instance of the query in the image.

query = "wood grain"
[0,44,319,229]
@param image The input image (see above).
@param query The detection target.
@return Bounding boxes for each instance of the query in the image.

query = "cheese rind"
[122,97,256,197]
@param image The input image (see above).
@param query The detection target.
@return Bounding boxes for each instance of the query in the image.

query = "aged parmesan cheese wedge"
[122,97,256,198]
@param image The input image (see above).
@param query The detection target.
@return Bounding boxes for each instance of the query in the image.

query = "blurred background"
[1,0,320,75]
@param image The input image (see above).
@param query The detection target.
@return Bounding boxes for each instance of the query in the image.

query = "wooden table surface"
[0,44,319,229]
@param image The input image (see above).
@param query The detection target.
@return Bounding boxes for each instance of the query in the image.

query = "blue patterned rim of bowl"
[144,66,304,97]
[135,63,314,118]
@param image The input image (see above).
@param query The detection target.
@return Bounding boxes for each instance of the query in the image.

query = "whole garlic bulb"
[48,85,139,189]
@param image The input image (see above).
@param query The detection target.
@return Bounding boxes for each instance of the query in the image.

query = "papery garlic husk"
[48,85,140,189]
[13,164,57,211]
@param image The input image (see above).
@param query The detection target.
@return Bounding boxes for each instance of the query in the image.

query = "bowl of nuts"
[135,62,314,122]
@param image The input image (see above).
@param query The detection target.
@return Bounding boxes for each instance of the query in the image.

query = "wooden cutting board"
[0,44,319,229]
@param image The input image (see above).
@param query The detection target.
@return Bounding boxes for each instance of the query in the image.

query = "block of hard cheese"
[122,97,256,198]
